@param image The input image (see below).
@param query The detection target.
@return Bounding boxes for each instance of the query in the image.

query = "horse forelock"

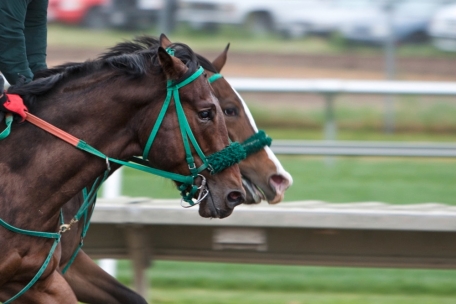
[168,42,199,74]
[196,54,218,74]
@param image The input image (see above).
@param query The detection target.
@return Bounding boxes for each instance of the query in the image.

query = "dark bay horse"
[53,36,293,304]
[0,38,245,303]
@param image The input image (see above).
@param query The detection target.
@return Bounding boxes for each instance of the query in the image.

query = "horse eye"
[198,110,213,120]
[223,108,237,117]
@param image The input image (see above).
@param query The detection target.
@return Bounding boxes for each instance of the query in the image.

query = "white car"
[428,3,456,51]
[177,0,325,37]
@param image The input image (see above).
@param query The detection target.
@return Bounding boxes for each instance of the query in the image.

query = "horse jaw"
[263,146,293,204]
[230,88,293,204]
[195,165,245,219]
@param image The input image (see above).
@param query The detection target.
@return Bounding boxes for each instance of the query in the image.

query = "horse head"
[142,40,246,218]
[10,36,245,219]
[205,45,293,204]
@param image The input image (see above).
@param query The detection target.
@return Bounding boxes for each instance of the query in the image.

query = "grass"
[119,155,456,205]
[113,260,456,304]
[147,290,456,304]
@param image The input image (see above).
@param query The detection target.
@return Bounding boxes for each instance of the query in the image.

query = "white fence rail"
[229,78,456,142]
[271,140,456,157]
[229,78,456,95]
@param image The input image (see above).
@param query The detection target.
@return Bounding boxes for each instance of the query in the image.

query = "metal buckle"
[106,157,111,171]
[59,219,78,234]
[180,174,209,208]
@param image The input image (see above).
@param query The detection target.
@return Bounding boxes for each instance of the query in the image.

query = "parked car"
[428,3,456,51]
[340,0,452,45]
[177,0,321,37]
[47,0,107,28]
[48,0,163,29]
[295,0,385,36]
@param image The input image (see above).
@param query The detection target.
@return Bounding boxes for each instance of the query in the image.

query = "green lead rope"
[0,114,13,140]
[0,214,62,304]
[61,171,108,274]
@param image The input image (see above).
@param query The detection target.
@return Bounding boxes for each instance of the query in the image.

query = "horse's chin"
[242,177,264,204]
[198,200,233,219]
[242,176,288,205]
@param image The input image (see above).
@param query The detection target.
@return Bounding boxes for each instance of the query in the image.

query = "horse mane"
[8,37,200,106]
[100,35,218,74]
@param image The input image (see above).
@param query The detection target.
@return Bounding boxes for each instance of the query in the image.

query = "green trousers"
[0,0,48,85]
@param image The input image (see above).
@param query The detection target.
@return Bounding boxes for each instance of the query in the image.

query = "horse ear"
[157,46,187,80]
[211,43,230,73]
[159,33,173,49]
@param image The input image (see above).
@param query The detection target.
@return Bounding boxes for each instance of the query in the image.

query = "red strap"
[4,94,28,122]
[25,113,80,146]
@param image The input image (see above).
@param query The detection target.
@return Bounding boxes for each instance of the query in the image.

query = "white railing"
[228,78,456,95]
[229,78,456,142]
[271,140,456,157]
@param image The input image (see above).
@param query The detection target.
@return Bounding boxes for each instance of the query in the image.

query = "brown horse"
[54,36,293,304]
[203,43,293,205]
[0,38,245,303]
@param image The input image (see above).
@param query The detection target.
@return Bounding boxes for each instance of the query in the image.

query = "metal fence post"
[384,0,396,133]
[126,226,151,300]
[324,93,337,142]
[98,168,123,277]
[324,93,336,165]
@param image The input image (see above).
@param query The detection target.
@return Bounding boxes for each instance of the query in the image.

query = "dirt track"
[48,46,456,81]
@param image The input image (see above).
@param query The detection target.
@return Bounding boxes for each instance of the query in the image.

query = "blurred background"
[44,0,456,303]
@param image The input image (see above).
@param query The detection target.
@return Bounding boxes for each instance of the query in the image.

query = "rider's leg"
[24,0,48,76]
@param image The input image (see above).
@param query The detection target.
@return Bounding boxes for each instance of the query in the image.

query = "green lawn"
[147,290,456,304]
[113,261,456,304]
[120,155,456,205]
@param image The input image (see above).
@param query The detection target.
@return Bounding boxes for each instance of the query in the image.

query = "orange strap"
[25,113,80,146]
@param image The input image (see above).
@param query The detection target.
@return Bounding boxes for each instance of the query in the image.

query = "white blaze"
[231,86,293,185]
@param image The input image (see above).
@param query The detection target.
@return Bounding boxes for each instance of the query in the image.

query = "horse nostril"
[227,190,245,207]
[270,174,290,190]
[271,174,285,185]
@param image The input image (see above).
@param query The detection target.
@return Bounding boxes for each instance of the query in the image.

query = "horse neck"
[0,76,161,231]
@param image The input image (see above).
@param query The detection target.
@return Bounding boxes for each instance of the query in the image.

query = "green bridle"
[139,64,243,206]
